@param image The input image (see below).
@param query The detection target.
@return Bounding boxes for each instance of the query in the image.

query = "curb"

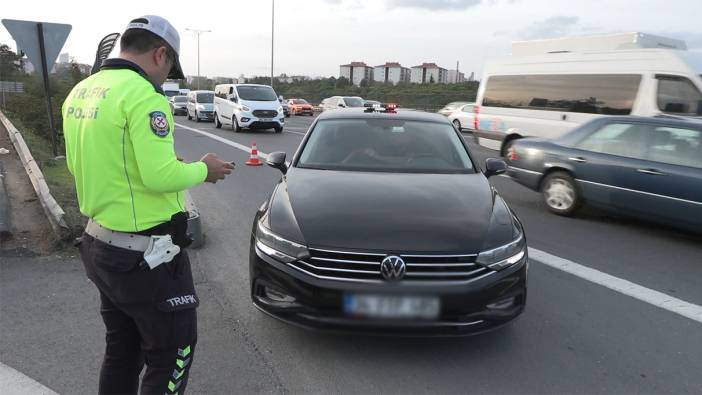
[0,361,59,395]
[0,110,68,236]
[0,161,10,239]
[184,190,204,249]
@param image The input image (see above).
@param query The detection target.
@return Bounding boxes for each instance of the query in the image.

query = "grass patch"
[6,116,84,240]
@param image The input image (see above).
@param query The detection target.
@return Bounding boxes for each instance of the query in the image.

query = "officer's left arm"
[126,92,207,193]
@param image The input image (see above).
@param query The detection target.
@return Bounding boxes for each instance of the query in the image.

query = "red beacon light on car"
[384,103,398,113]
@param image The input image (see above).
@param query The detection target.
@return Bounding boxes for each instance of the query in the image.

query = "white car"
[320,96,365,111]
[213,84,285,133]
[447,103,475,132]
[186,90,215,122]
[474,33,702,154]
[438,101,470,117]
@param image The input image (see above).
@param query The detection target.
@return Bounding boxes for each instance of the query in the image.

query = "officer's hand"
[200,153,234,183]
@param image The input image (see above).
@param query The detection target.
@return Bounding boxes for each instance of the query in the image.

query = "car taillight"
[473,105,480,130]
[507,147,518,162]
[385,103,398,113]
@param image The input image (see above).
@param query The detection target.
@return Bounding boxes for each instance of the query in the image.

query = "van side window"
[482,74,641,115]
[647,126,702,169]
[656,76,702,116]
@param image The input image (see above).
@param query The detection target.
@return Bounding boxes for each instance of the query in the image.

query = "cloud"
[521,16,580,39]
[385,0,481,10]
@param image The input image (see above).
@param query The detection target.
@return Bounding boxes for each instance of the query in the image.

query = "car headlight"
[256,220,309,263]
[241,105,251,112]
[476,233,526,271]
[278,106,284,113]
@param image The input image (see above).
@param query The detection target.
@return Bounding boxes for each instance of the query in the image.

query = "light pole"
[186,28,211,89]
[271,0,275,87]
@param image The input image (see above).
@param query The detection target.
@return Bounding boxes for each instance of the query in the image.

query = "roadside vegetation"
[1,44,86,239]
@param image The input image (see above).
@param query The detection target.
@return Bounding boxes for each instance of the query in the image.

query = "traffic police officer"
[62,15,233,394]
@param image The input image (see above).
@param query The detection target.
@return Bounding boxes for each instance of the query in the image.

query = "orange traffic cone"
[246,140,263,166]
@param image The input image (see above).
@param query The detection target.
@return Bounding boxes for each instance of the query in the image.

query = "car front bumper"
[250,243,527,336]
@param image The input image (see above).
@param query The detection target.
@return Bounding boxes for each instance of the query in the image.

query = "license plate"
[260,118,274,122]
[344,294,440,320]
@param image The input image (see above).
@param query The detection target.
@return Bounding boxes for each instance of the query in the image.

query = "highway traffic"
[170,113,702,393]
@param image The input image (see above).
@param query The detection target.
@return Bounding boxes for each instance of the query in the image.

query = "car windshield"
[343,97,364,107]
[293,99,309,104]
[173,96,187,103]
[297,119,474,173]
[237,86,278,101]
[196,93,214,103]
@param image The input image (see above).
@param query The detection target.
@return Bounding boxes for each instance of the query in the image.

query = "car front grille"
[287,247,495,284]
[253,110,278,118]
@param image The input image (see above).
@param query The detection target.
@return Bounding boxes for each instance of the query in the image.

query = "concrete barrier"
[0,110,68,236]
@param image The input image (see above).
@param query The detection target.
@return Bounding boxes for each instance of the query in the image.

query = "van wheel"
[187,112,192,121]
[452,119,461,131]
[232,119,241,133]
[541,172,581,216]
[214,113,222,129]
[195,111,200,122]
[274,126,283,133]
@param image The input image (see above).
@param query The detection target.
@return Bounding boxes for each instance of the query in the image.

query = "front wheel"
[233,118,241,133]
[274,126,283,133]
[541,172,582,216]
[187,111,192,121]
[214,113,222,129]
[195,111,200,122]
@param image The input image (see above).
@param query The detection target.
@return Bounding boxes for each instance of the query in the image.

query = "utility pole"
[456,60,459,83]
[186,28,211,90]
[271,0,275,87]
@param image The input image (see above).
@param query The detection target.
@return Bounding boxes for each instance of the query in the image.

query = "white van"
[474,36,702,153]
[320,96,365,111]
[213,84,285,133]
[186,90,215,122]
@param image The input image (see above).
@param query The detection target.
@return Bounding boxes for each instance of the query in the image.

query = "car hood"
[269,169,496,253]
[240,99,281,111]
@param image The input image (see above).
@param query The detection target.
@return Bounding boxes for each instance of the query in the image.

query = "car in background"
[438,101,470,117]
[250,108,526,335]
[213,84,285,133]
[288,98,314,116]
[506,116,702,232]
[364,100,383,109]
[448,103,475,132]
[186,90,215,122]
[320,96,365,111]
[279,96,290,118]
[169,95,188,116]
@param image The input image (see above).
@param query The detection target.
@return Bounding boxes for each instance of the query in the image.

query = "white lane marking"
[0,361,59,395]
[177,121,702,325]
[285,130,306,136]
[529,247,702,324]
[176,123,268,159]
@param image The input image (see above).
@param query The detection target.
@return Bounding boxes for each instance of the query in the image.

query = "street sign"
[1,19,71,80]
[1,19,72,157]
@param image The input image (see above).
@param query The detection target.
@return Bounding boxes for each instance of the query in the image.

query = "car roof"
[597,115,702,129]
[317,108,450,123]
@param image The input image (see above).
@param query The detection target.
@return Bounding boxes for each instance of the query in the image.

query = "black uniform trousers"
[78,232,199,395]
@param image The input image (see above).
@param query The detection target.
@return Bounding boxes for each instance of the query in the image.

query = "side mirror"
[338,103,345,108]
[230,96,238,103]
[266,152,288,174]
[484,158,508,179]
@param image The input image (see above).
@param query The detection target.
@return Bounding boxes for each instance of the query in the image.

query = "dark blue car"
[506,116,702,231]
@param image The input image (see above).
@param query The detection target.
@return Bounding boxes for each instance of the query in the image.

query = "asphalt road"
[166,114,702,393]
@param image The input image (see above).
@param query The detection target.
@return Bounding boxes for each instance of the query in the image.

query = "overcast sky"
[2,0,700,79]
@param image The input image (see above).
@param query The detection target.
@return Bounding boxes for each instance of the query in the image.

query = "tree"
[359,78,369,88]
[429,75,435,84]
[335,76,350,88]
[0,44,22,79]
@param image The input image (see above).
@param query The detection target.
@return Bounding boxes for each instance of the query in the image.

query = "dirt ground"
[0,121,58,257]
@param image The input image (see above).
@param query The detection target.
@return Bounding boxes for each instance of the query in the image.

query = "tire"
[232,118,241,133]
[214,113,222,129]
[187,111,192,121]
[274,126,283,133]
[541,171,582,216]
[452,119,461,131]
[195,111,200,123]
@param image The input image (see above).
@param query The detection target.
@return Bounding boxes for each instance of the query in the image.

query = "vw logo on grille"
[381,256,406,282]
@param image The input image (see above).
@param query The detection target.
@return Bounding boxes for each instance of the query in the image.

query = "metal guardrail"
[0,109,68,236]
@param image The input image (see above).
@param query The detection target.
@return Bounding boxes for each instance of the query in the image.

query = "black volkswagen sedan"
[249,109,527,336]
[506,116,702,231]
